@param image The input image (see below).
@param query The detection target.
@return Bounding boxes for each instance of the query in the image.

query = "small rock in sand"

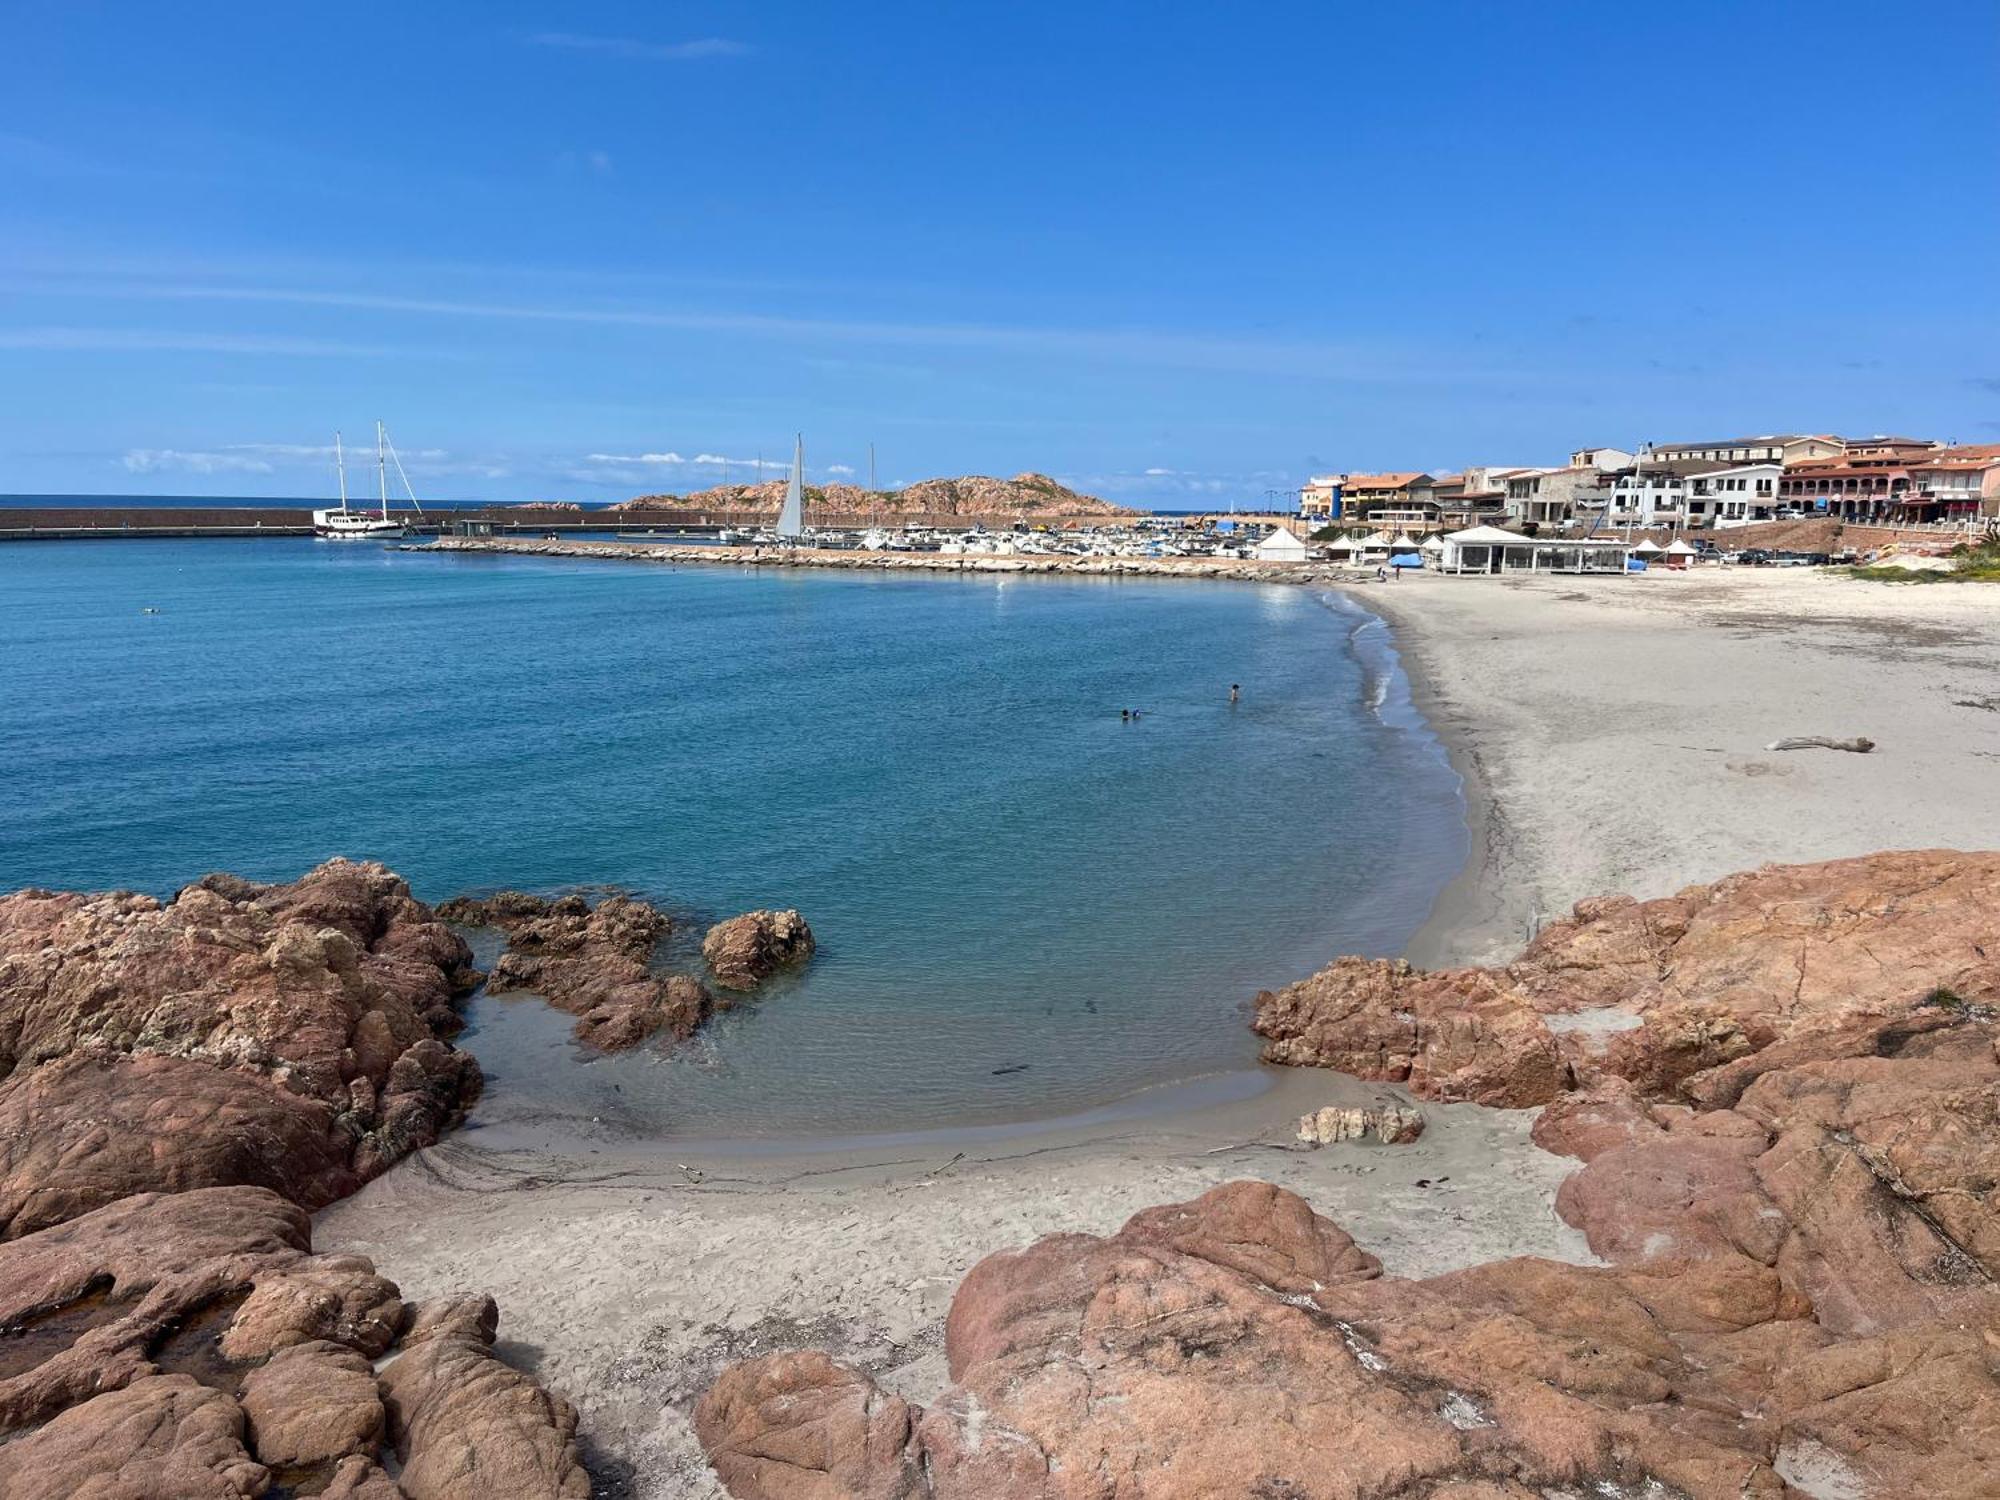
[1296,1103,1426,1146]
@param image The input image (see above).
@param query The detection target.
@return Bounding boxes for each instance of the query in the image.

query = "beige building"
[1651,434,1844,465]
[1299,475,1341,519]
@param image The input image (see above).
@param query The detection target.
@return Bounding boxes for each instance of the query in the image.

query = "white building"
[1609,459,1732,527]
[1568,446,1635,472]
[1684,463,1781,527]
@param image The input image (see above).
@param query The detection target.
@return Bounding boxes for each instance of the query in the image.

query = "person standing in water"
[1229,683,1240,704]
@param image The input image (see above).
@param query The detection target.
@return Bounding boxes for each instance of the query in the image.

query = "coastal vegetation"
[1848,535,2000,583]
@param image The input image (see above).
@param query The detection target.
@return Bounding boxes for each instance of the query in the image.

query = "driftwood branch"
[1766,736,1876,753]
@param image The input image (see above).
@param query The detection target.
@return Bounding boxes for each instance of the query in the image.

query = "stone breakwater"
[698,849,2000,1499]
[415,535,1337,584]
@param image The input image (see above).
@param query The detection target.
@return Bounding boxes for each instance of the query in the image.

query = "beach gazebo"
[1326,534,1369,565]
[1631,538,1663,556]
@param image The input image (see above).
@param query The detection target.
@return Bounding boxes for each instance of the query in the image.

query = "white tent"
[1254,526,1309,561]
[1327,534,1367,554]
[1631,538,1663,555]
[1419,534,1445,553]
[1662,539,1698,556]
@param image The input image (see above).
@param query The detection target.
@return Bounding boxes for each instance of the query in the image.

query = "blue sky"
[1,1,1995,505]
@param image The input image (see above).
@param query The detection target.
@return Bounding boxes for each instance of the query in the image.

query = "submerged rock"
[451,889,714,1052]
[702,908,816,990]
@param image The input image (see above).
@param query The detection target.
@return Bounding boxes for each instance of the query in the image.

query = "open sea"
[0,537,1465,1141]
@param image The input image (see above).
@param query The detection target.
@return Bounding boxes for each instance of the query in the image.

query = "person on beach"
[1376,566,1387,582]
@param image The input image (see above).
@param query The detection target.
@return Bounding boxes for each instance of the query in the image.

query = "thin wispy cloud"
[14,278,1509,384]
[121,448,275,475]
[527,32,749,62]
[584,450,787,470]
[0,327,416,358]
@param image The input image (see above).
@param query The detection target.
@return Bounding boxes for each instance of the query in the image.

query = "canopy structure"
[1390,532,1419,550]
[1438,529,1636,577]
[1631,538,1664,554]
[1662,539,1699,555]
[1443,524,1534,546]
[1254,526,1309,561]
[1327,534,1368,553]
[1418,534,1445,553]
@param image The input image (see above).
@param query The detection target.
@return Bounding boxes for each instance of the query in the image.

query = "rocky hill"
[606,472,1134,517]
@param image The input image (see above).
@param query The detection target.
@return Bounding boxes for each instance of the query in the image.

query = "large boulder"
[380,1295,593,1500]
[702,908,816,991]
[0,1373,268,1500]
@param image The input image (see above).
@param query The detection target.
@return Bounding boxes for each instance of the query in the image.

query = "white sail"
[777,435,805,540]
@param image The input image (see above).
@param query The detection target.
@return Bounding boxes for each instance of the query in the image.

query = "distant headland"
[610,471,1136,518]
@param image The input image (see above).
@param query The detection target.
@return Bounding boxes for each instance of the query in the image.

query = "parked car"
[1736,548,1774,566]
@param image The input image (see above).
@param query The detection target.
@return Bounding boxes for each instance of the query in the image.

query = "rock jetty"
[697,849,2000,1498]
[417,535,1337,585]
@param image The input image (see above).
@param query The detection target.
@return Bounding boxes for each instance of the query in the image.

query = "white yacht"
[313,424,422,540]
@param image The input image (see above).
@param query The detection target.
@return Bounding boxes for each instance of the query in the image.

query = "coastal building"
[1684,463,1781,526]
[1504,465,1617,529]
[1651,434,1844,465]
[1914,445,2000,519]
[1433,467,1544,529]
[1608,458,1730,528]
[1568,446,1635,472]
[1341,472,1439,533]
[1299,475,1342,520]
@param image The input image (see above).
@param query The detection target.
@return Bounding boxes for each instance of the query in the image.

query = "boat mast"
[376,422,389,521]
[335,431,348,511]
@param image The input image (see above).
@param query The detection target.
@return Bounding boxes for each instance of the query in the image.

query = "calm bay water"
[0,539,1464,1138]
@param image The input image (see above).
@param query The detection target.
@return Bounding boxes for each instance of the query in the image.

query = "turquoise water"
[0,539,1464,1137]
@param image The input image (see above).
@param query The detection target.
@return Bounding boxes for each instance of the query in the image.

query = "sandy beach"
[315,563,2000,1497]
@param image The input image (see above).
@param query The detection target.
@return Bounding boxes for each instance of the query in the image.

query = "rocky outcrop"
[0,864,592,1497]
[1254,849,2000,1107]
[702,853,2000,1498]
[0,1185,592,1498]
[444,890,714,1051]
[702,909,815,991]
[699,1174,2000,1499]
[609,472,1135,518]
[0,859,481,1236]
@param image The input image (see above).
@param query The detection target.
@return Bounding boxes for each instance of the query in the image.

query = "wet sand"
[317,562,2000,1496]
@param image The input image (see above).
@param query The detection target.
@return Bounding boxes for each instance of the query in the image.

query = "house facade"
[1299,475,1342,520]
[1504,465,1616,528]
[1568,446,1634,472]
[1342,472,1439,532]
[1608,459,1729,527]
[1685,463,1781,526]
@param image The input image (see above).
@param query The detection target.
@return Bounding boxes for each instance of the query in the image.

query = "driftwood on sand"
[1766,735,1876,753]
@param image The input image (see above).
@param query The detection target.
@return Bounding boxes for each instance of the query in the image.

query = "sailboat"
[776,434,806,544]
[313,423,423,539]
